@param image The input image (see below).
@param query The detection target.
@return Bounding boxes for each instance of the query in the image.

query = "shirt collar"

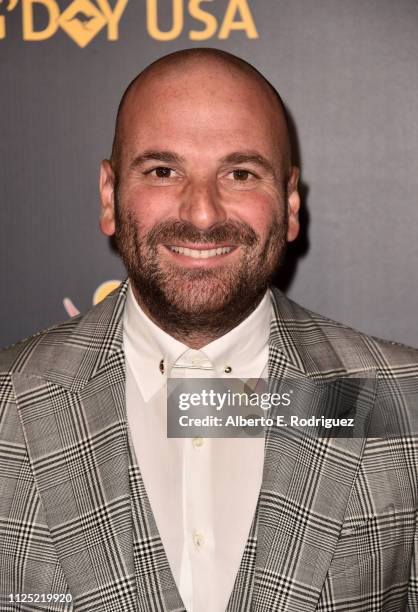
[123,281,272,400]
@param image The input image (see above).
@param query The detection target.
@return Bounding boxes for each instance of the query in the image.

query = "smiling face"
[100,52,300,343]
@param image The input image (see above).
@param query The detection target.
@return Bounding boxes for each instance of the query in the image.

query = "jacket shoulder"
[0,281,126,388]
[271,288,418,375]
[0,315,84,376]
[311,304,417,369]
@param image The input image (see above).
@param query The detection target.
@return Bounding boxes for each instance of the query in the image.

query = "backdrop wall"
[1,0,417,348]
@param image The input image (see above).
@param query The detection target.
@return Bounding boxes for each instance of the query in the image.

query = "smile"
[168,245,234,259]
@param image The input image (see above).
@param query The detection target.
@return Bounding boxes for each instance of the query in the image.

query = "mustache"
[145,220,259,247]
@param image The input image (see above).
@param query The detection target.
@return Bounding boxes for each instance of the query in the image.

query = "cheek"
[232,195,281,238]
[123,185,177,228]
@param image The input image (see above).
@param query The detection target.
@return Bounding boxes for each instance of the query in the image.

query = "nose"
[179,178,227,229]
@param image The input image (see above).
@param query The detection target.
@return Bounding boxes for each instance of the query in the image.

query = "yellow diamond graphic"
[59,0,106,48]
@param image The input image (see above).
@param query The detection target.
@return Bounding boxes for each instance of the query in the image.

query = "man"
[0,48,417,612]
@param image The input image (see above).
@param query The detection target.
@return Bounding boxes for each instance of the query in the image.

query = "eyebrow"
[129,149,277,176]
[220,151,276,176]
[130,150,186,170]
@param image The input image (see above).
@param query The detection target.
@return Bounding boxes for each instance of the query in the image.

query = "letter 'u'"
[147,0,184,41]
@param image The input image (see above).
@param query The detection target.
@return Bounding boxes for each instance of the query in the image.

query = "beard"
[114,193,288,338]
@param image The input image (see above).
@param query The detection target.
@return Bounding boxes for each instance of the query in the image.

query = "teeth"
[169,246,233,258]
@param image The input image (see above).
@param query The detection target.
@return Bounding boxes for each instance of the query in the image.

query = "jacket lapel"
[12,281,142,610]
[128,439,186,612]
[252,288,376,611]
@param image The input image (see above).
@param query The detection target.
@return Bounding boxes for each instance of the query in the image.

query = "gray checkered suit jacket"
[0,280,417,611]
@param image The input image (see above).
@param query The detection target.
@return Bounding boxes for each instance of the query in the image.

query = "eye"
[222,167,261,190]
[226,168,259,182]
[150,166,173,178]
[232,169,251,181]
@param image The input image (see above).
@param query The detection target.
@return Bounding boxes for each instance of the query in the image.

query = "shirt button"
[192,437,204,449]
[193,531,205,550]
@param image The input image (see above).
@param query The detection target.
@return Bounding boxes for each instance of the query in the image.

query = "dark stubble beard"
[114,192,288,339]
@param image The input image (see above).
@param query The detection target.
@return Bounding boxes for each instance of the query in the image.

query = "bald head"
[110,48,291,177]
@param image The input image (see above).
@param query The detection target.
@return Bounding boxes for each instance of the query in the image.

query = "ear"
[286,166,300,242]
[99,159,116,236]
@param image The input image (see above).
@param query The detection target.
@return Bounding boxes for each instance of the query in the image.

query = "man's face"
[100,62,299,327]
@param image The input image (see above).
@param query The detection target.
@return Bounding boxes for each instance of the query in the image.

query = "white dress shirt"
[123,283,272,612]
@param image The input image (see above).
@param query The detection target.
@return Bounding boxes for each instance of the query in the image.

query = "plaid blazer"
[0,280,417,611]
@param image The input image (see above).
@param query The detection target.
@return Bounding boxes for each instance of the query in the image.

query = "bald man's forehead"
[113,51,291,174]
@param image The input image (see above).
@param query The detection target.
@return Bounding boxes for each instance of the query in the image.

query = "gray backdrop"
[1,0,417,348]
